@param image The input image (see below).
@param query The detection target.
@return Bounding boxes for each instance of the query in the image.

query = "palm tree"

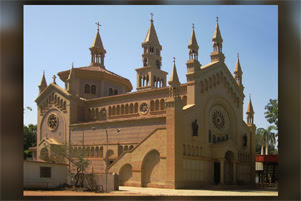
[256,125,277,155]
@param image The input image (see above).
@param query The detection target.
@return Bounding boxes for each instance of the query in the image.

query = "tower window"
[156,48,160,56]
[85,84,90,93]
[144,47,147,54]
[91,85,96,94]
[109,88,113,96]
[150,47,154,54]
[114,89,118,95]
[143,58,147,67]
[156,60,160,69]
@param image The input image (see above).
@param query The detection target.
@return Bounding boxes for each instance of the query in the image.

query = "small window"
[109,88,113,96]
[156,60,160,69]
[91,85,96,94]
[40,167,51,178]
[143,58,147,66]
[156,48,160,56]
[114,89,118,95]
[85,84,90,93]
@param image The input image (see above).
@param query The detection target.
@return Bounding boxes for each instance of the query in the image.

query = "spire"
[67,63,75,80]
[212,17,223,44]
[188,23,199,50]
[169,57,181,87]
[91,22,105,50]
[38,70,47,94]
[210,17,225,62]
[66,64,76,94]
[234,53,242,74]
[246,94,255,125]
[144,13,160,45]
[247,94,254,114]
[89,22,106,68]
[168,57,181,98]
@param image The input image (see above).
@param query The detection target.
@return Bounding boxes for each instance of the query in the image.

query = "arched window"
[156,48,160,56]
[91,85,96,94]
[156,60,160,69]
[85,84,90,93]
[114,89,118,95]
[143,58,147,66]
[109,88,113,96]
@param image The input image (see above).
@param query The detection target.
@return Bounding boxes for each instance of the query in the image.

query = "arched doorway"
[119,164,133,186]
[224,151,235,184]
[141,149,161,187]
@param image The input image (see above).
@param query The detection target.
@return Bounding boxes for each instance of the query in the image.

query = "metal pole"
[105,128,108,193]
[82,128,84,186]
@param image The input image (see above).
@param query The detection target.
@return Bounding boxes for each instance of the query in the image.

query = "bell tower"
[89,22,106,68]
[234,53,244,90]
[135,13,168,91]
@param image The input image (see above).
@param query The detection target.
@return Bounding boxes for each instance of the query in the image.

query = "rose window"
[140,103,149,114]
[212,110,225,131]
[48,114,58,131]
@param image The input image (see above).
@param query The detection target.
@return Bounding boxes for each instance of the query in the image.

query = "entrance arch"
[224,151,235,184]
[119,164,132,186]
[141,149,161,187]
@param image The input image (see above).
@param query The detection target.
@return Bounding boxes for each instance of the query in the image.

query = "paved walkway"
[24,186,278,196]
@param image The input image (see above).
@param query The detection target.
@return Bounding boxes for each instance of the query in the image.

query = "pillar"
[220,159,225,185]
[233,160,237,184]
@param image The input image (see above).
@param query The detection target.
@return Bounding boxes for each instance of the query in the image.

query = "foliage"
[256,125,277,155]
[50,143,90,187]
[264,99,278,130]
[24,124,37,159]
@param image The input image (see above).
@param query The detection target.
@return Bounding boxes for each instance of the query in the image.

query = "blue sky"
[24,5,278,131]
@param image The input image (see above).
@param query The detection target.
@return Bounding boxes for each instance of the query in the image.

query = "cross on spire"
[72,62,74,68]
[173,57,176,63]
[52,75,56,84]
[249,93,251,99]
[237,53,239,58]
[150,13,154,22]
[95,22,101,31]
[43,70,45,75]
[216,16,219,23]
[192,23,194,29]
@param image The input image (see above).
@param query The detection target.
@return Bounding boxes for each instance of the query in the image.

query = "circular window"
[100,108,106,116]
[140,103,149,114]
[48,114,59,131]
[212,110,225,131]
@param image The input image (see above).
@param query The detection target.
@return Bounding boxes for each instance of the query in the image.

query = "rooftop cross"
[96,22,101,31]
[249,94,251,99]
[216,16,219,23]
[237,53,239,58]
[72,62,74,68]
[192,23,194,29]
[52,75,56,84]
[150,13,154,22]
[173,57,176,63]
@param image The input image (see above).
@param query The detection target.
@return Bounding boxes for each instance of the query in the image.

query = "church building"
[33,15,256,189]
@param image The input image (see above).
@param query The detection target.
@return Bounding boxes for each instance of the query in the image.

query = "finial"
[192,23,194,29]
[72,62,74,68]
[52,75,56,84]
[150,13,154,22]
[95,22,101,31]
[173,57,176,63]
[249,93,251,99]
[216,16,219,23]
[43,70,45,75]
[237,53,239,58]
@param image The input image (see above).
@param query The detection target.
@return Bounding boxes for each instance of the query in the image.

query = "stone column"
[220,159,225,185]
[233,160,237,184]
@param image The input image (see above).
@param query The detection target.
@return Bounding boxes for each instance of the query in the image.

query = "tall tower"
[89,22,106,68]
[38,71,47,94]
[136,13,168,91]
[186,24,201,73]
[210,17,225,63]
[234,53,244,89]
[186,24,201,105]
[165,58,184,188]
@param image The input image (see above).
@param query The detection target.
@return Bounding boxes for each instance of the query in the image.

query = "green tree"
[256,125,277,155]
[264,99,278,130]
[23,124,37,159]
[50,143,90,187]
